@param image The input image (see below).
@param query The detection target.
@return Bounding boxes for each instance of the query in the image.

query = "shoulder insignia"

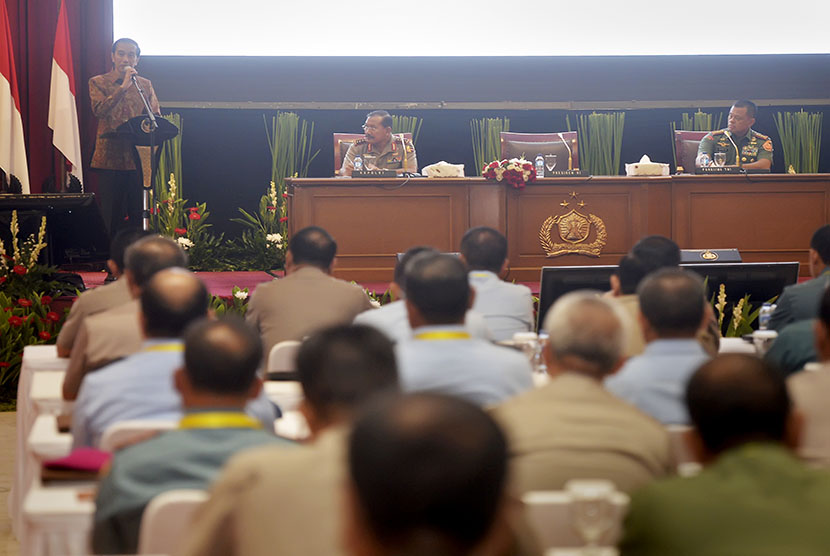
[353,138,367,145]
[762,140,773,152]
[753,131,770,140]
[711,130,725,136]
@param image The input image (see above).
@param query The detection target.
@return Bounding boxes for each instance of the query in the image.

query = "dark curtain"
[5,0,112,194]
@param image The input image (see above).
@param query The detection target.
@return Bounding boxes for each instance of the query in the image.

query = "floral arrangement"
[0,211,60,298]
[209,286,250,317]
[482,158,536,190]
[231,180,287,274]
[711,283,776,337]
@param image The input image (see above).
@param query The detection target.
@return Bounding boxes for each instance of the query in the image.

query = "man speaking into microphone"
[340,110,418,176]
[89,38,161,236]
[696,99,773,170]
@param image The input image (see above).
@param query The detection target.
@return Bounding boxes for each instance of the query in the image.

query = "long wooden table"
[288,174,830,282]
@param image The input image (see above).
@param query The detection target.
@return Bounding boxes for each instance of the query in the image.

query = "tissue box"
[422,161,465,178]
[625,161,669,176]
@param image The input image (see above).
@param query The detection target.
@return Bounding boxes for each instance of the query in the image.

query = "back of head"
[124,235,188,289]
[615,253,650,295]
[289,226,337,269]
[637,268,705,337]
[543,292,624,378]
[687,354,790,455]
[297,325,399,422]
[404,253,470,324]
[140,268,209,338]
[810,225,830,266]
[183,317,263,395]
[109,229,153,274]
[348,393,507,555]
[394,246,438,290]
[460,227,507,274]
[631,235,680,274]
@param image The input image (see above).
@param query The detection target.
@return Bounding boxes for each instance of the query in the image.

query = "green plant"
[774,109,823,173]
[391,115,423,145]
[711,283,777,337]
[154,113,183,199]
[572,112,625,175]
[471,117,510,175]
[209,286,250,317]
[0,211,60,298]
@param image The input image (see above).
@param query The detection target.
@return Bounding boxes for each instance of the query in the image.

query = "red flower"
[8,316,23,326]
[39,331,52,341]
[46,312,60,322]
[12,265,26,275]
[40,295,52,305]
[0,276,6,284]
[3,307,10,312]
[279,217,288,223]
[0,362,9,368]
[187,207,199,212]
[175,228,187,236]
[189,213,201,220]
[266,206,277,212]
[17,298,32,307]
[282,193,289,198]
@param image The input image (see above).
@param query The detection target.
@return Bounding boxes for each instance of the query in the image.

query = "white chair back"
[267,340,302,374]
[137,489,208,554]
[99,420,177,452]
[665,424,703,476]
[522,487,629,549]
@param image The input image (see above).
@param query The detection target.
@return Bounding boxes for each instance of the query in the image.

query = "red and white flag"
[0,0,29,193]
[48,0,83,184]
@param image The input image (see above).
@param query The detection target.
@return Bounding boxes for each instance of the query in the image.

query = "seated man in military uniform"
[340,110,418,176]
[696,99,773,170]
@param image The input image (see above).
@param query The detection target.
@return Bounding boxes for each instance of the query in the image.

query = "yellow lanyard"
[414,331,471,341]
[179,412,262,430]
[143,343,184,353]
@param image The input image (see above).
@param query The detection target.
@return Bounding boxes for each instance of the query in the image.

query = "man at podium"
[339,110,418,176]
[696,100,773,170]
[89,38,160,236]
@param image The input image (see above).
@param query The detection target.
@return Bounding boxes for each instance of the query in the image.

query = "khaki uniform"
[697,128,773,166]
[341,136,418,174]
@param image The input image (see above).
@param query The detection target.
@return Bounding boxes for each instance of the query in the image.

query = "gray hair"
[542,291,625,377]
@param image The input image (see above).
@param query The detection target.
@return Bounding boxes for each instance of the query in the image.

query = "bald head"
[543,292,624,378]
[124,235,188,289]
[638,268,705,337]
[289,226,337,269]
[404,253,470,324]
[348,393,507,555]
[183,317,263,395]
[687,354,792,455]
[140,268,208,338]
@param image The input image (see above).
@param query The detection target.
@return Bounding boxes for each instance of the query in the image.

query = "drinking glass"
[567,481,616,556]
[362,154,378,171]
[544,154,558,174]
[714,152,727,167]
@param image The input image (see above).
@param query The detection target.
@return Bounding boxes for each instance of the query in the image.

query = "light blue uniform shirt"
[604,338,710,425]
[468,271,534,342]
[354,299,492,343]
[395,324,533,406]
[72,339,277,448]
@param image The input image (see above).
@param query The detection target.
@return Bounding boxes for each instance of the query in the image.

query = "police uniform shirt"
[340,135,418,174]
[697,128,774,166]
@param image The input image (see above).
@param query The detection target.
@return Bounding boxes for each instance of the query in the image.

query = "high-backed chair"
[137,489,208,554]
[499,131,579,170]
[674,130,709,173]
[333,132,413,174]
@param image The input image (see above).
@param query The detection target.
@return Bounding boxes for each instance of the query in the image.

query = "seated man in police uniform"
[696,99,773,170]
[339,110,418,176]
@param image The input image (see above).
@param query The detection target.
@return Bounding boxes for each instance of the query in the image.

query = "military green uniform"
[697,128,774,166]
[341,136,418,174]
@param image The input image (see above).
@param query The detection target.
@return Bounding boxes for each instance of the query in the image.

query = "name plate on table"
[546,169,588,177]
[695,166,742,174]
[353,169,397,178]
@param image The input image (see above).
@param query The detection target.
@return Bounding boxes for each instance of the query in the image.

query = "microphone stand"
[558,132,573,170]
[132,75,158,231]
[724,130,741,168]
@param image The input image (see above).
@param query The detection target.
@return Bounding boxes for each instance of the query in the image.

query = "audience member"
[619,354,830,555]
[630,235,681,270]
[460,227,533,341]
[354,246,491,342]
[769,224,830,330]
[345,393,511,556]
[608,253,651,356]
[63,235,187,399]
[246,226,373,355]
[92,317,287,554]
[764,319,817,377]
[605,269,710,424]
[396,253,532,406]
[72,268,276,448]
[788,287,830,465]
[57,229,151,357]
[178,325,399,556]
[493,292,673,494]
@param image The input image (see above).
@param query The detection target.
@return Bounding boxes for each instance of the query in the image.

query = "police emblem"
[539,194,607,257]
[701,250,719,261]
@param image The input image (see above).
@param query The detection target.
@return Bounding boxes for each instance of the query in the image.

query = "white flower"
[266,233,283,244]
[176,237,194,250]
[234,290,249,300]
[369,298,381,309]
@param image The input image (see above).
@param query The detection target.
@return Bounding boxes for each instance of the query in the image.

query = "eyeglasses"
[362,124,383,131]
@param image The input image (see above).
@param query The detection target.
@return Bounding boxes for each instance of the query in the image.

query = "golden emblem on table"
[539,193,607,258]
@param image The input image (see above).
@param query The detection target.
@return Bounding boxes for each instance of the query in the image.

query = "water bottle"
[696,153,711,167]
[758,302,773,330]
[353,156,363,172]
[535,154,545,178]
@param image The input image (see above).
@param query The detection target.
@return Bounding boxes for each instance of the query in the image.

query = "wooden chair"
[333,132,413,174]
[499,131,579,170]
[137,489,208,554]
[673,130,709,173]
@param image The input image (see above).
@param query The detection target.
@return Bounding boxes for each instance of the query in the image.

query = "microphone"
[558,132,573,170]
[723,130,741,167]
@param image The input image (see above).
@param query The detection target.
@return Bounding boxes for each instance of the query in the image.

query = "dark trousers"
[95,170,143,237]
